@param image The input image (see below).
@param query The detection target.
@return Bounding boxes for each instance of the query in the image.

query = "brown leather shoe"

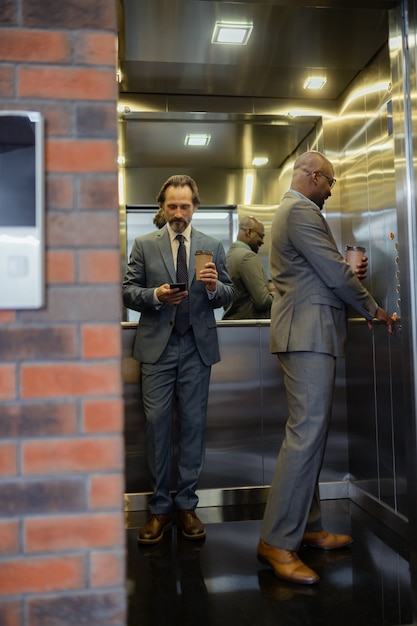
[137,514,173,545]
[302,529,353,550]
[257,539,319,585]
[177,509,206,540]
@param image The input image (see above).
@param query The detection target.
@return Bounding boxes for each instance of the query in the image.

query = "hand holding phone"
[170,283,186,291]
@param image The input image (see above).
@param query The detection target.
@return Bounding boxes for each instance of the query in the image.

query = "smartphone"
[170,283,186,291]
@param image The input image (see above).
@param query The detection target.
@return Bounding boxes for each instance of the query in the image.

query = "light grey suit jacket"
[270,191,378,357]
[122,225,234,366]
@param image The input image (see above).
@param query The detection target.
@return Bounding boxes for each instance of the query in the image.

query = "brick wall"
[0,1,126,624]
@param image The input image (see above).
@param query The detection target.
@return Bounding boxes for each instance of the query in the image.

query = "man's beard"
[169,218,188,233]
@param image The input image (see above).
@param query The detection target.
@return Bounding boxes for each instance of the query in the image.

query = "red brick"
[21,362,121,398]
[0,30,70,62]
[89,473,124,509]
[0,600,21,626]
[1,327,77,360]
[0,310,16,324]
[0,365,16,400]
[46,139,117,173]
[74,32,116,66]
[0,443,17,477]
[0,403,77,438]
[82,325,121,359]
[0,555,84,595]
[79,176,118,210]
[79,250,121,284]
[90,550,124,587]
[76,103,117,139]
[22,436,123,474]
[0,520,19,555]
[47,212,120,247]
[23,1,116,30]
[20,286,121,324]
[46,250,76,284]
[19,66,117,100]
[0,66,14,98]
[25,513,124,552]
[1,478,86,517]
[46,175,74,209]
[83,398,123,434]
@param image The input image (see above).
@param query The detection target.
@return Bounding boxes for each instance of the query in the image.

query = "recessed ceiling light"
[212,21,253,45]
[304,77,327,90]
[184,134,211,146]
[252,156,269,166]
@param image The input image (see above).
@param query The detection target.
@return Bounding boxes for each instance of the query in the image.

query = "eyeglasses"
[315,170,337,189]
[243,228,265,240]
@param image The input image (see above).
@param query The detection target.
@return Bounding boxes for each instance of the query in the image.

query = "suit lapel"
[156,228,176,283]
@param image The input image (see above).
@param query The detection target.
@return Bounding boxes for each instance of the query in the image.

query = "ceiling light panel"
[212,21,253,45]
[303,77,327,90]
[184,133,211,146]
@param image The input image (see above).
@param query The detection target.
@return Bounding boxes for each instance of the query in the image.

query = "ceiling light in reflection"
[252,156,269,166]
[212,21,253,45]
[184,133,211,146]
[244,173,254,204]
[303,76,327,90]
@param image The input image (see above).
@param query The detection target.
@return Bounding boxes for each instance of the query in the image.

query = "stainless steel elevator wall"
[123,321,349,507]
[328,44,407,522]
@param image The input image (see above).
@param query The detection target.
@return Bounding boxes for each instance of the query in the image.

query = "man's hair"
[156,174,201,207]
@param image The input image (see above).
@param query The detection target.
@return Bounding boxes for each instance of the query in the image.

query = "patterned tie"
[175,234,190,334]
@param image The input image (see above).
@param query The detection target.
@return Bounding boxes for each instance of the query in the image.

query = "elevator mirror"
[117,0,392,318]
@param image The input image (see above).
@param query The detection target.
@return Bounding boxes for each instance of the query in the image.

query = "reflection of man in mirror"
[223,216,274,319]
[123,175,233,546]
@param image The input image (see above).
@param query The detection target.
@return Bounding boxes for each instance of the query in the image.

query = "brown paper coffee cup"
[195,250,213,280]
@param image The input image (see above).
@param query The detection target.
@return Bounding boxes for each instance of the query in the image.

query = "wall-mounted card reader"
[0,111,44,309]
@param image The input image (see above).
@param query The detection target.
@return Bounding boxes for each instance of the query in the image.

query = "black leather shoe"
[137,514,173,545]
[177,509,206,540]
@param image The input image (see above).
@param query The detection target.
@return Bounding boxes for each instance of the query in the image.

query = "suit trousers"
[141,329,211,514]
[261,351,336,551]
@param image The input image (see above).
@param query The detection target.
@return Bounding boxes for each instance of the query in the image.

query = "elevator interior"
[117,0,417,573]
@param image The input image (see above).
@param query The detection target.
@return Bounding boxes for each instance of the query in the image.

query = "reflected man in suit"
[123,175,233,544]
[223,216,274,319]
[258,151,395,584]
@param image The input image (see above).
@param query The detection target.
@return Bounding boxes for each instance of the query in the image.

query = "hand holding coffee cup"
[345,245,366,278]
[195,250,213,280]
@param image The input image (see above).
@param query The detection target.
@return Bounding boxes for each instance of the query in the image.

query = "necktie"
[175,234,190,334]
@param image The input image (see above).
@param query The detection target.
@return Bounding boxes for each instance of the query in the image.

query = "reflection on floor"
[126,500,414,626]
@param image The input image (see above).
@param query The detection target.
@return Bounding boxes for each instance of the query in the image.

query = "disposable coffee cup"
[195,250,213,280]
[345,245,366,271]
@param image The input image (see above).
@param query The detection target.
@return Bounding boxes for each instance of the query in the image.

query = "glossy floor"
[126,500,414,626]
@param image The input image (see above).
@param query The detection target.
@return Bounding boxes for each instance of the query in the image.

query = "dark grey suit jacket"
[123,225,234,366]
[270,191,378,357]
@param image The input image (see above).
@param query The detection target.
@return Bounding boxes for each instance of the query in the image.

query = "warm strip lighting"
[252,156,269,166]
[304,76,327,90]
[184,134,211,146]
[212,21,253,45]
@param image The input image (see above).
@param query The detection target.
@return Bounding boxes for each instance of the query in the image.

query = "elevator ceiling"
[118,0,396,170]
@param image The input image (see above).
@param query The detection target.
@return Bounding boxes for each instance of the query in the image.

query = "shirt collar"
[289,188,322,210]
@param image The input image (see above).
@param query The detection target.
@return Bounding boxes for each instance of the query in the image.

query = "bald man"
[223,216,274,319]
[258,150,395,585]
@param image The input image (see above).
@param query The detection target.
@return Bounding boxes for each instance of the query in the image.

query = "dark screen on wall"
[0,115,36,227]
